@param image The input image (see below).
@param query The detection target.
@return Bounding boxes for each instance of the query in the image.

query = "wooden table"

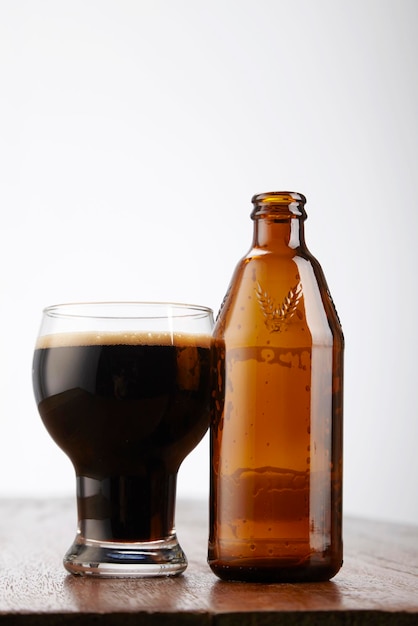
[0,498,417,624]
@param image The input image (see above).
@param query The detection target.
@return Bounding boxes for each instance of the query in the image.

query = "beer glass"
[32,302,214,577]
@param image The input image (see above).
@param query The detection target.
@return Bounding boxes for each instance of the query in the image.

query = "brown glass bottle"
[208,191,344,582]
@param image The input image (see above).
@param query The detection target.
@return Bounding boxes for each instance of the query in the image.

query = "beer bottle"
[208,191,344,582]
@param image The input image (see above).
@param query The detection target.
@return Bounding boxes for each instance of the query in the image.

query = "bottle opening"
[251,191,307,220]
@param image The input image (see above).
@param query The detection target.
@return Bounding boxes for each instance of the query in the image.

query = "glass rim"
[42,301,214,321]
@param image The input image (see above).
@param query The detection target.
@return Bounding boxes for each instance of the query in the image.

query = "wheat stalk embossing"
[255,282,302,332]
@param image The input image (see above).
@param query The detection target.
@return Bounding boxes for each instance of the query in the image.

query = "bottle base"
[64,534,188,578]
[208,558,342,583]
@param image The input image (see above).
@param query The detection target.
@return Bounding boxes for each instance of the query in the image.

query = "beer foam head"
[36,330,212,349]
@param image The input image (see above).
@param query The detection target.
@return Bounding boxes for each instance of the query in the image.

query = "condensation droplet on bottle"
[261,348,274,363]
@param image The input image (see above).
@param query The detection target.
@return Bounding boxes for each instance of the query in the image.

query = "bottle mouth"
[251,191,307,220]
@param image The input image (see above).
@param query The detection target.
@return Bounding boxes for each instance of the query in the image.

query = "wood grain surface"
[0,498,417,624]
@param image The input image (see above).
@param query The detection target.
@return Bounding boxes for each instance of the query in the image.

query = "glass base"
[63,534,188,578]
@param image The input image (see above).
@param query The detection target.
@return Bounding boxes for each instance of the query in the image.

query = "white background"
[1,0,417,525]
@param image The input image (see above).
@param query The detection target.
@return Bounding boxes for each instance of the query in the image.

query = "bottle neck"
[252,217,305,250]
[251,192,307,251]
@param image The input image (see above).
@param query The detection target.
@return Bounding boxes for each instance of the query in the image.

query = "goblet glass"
[32,302,213,577]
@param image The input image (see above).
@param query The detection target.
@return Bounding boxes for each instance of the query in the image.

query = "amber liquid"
[209,341,343,582]
[33,331,211,542]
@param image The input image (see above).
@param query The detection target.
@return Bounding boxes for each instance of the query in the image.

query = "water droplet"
[250,544,256,551]
[261,348,274,363]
